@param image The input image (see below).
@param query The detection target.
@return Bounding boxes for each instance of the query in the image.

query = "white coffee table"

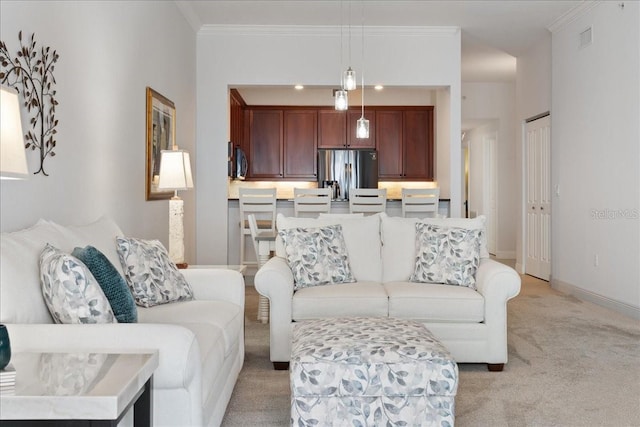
[0,351,158,426]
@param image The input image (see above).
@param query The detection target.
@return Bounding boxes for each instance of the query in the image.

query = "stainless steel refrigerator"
[317,149,379,201]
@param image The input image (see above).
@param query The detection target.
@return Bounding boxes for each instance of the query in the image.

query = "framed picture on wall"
[146,87,176,200]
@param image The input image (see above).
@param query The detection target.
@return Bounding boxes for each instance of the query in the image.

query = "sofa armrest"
[181,268,245,309]
[5,323,202,391]
[475,258,521,302]
[254,256,295,362]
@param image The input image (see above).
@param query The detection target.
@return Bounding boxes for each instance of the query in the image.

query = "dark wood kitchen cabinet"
[317,110,346,149]
[403,109,433,179]
[377,107,434,180]
[376,110,404,178]
[284,110,317,178]
[318,109,375,149]
[247,109,283,178]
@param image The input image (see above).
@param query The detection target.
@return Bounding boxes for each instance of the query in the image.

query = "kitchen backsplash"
[228,179,440,200]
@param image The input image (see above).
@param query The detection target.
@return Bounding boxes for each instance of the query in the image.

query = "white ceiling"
[178,0,583,82]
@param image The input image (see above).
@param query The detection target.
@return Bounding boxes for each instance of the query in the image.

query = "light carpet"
[222,271,640,426]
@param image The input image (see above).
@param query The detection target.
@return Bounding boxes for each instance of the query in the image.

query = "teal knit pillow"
[72,245,137,323]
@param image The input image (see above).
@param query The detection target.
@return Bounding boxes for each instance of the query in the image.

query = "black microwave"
[229,143,248,180]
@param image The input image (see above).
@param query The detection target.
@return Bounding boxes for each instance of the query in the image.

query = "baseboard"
[551,278,640,320]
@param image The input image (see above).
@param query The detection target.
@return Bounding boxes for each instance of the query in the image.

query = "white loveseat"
[255,212,521,371]
[0,217,244,426]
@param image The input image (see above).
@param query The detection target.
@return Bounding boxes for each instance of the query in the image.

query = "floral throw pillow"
[410,223,483,289]
[279,224,355,290]
[39,244,116,324]
[116,237,193,307]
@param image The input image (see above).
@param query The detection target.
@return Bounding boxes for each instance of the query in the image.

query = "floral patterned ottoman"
[290,317,458,427]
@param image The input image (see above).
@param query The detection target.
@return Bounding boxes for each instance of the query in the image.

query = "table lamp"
[1,85,29,179]
[158,147,194,268]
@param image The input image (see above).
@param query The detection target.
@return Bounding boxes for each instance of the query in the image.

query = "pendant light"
[335,89,348,111]
[343,1,356,91]
[335,0,349,110]
[356,4,369,139]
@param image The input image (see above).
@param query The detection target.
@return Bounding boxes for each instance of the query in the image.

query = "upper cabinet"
[318,108,375,149]
[284,110,317,179]
[244,108,318,180]
[377,107,434,180]
[240,104,433,182]
[246,109,283,178]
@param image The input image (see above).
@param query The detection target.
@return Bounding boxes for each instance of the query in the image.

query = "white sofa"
[255,212,521,371]
[0,217,244,426]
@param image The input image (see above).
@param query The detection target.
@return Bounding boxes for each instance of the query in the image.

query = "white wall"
[196,26,462,264]
[515,32,552,273]
[0,1,197,261]
[461,82,517,257]
[435,88,451,199]
[550,2,640,316]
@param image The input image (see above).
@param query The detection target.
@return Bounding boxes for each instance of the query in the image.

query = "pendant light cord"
[361,3,365,117]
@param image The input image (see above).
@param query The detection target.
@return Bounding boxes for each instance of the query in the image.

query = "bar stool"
[238,187,276,267]
[293,188,332,217]
[401,188,440,218]
[349,188,387,214]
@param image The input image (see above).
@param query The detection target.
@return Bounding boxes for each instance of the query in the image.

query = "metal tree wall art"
[0,32,59,176]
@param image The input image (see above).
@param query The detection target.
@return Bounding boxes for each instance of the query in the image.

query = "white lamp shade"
[0,85,29,179]
[158,149,194,191]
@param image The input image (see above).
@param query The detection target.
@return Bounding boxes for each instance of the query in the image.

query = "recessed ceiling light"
[294,85,304,90]
[374,85,384,91]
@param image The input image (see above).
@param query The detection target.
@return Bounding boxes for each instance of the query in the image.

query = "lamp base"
[169,198,186,265]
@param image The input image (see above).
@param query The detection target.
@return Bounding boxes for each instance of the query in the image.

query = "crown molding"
[174,1,202,33]
[548,1,602,33]
[198,25,459,38]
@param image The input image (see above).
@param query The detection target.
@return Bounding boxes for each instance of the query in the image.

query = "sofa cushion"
[280,224,355,290]
[0,220,68,323]
[410,224,483,289]
[49,216,126,277]
[72,245,138,323]
[39,244,117,324]
[380,213,489,283]
[292,281,388,320]
[276,213,382,282]
[116,237,194,307]
[385,281,484,323]
[137,300,242,358]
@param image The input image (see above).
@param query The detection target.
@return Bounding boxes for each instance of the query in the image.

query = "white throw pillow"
[39,244,116,324]
[116,237,193,307]
[279,224,355,290]
[419,215,489,259]
[380,213,490,283]
[410,224,483,289]
[276,213,383,282]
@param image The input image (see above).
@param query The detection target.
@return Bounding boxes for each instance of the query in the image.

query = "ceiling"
[178,0,583,82]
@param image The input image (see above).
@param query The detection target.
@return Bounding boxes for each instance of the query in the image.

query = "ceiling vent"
[579,26,593,49]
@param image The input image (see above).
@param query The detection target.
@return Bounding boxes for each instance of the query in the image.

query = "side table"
[0,351,158,426]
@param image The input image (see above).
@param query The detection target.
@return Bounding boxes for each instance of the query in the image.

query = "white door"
[483,133,497,255]
[525,115,551,280]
